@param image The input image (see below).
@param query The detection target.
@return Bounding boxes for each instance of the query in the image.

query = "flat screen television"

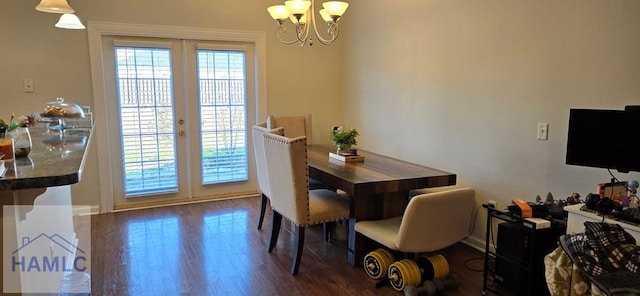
[566,107,640,173]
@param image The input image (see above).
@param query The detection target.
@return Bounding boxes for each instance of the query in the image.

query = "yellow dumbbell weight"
[415,254,450,281]
[389,254,451,292]
[388,259,422,291]
[363,248,395,280]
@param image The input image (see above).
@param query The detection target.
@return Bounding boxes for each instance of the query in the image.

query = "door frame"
[87,21,267,213]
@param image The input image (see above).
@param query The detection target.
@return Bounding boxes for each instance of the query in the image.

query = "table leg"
[347,217,365,266]
[347,192,408,267]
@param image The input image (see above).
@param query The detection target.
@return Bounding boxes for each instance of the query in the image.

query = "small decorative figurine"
[545,192,555,205]
[566,192,582,205]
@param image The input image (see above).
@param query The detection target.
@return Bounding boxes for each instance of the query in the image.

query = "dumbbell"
[363,248,395,280]
[403,275,460,296]
[388,254,450,291]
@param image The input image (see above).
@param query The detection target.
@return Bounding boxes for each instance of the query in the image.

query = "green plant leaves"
[330,128,359,146]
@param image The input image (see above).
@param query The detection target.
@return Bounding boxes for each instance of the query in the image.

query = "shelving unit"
[481,204,566,296]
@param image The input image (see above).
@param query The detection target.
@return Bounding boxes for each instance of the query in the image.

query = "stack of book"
[329,152,364,163]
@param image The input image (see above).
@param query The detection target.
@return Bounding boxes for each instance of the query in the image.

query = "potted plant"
[330,126,359,155]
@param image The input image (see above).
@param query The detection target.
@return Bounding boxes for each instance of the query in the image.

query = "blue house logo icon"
[11,233,87,273]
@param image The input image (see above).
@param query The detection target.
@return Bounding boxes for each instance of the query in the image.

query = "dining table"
[306,144,457,266]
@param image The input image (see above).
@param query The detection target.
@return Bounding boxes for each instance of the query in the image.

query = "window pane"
[197,50,247,184]
[115,47,178,196]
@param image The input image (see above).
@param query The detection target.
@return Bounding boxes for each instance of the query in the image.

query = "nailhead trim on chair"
[264,135,311,225]
[263,135,349,227]
[274,210,349,227]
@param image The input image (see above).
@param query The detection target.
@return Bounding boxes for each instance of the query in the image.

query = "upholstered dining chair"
[252,124,283,230]
[265,114,328,187]
[266,114,312,143]
[354,187,475,253]
[262,132,350,275]
[253,116,331,230]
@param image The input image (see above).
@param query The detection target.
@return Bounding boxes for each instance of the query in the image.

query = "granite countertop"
[0,126,91,191]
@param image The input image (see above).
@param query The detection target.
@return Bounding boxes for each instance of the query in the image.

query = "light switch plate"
[537,123,549,140]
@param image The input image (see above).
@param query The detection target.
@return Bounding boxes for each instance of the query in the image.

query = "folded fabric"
[584,222,639,275]
[564,233,604,276]
[559,222,640,295]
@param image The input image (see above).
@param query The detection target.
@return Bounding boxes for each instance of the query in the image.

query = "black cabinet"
[482,205,566,296]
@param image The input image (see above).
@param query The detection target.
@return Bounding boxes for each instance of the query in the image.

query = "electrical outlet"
[537,123,549,140]
[488,200,497,208]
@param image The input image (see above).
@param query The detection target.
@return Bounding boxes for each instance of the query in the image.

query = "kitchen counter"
[0,125,93,294]
[0,125,91,191]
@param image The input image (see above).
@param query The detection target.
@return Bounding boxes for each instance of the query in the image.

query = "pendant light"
[55,13,85,30]
[35,0,75,14]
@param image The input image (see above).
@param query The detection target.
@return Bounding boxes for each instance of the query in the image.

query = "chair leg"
[323,222,334,241]
[292,225,306,275]
[268,210,282,253]
[257,194,268,230]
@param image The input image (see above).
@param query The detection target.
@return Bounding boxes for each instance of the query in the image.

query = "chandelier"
[267,0,349,46]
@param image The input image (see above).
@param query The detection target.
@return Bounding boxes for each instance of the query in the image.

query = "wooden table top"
[307,144,457,196]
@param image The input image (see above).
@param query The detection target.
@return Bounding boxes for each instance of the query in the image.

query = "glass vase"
[8,127,32,158]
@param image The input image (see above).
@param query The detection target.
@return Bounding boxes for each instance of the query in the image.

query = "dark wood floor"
[90,196,486,295]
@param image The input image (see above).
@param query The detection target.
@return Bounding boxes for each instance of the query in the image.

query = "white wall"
[342,0,640,246]
[0,0,346,208]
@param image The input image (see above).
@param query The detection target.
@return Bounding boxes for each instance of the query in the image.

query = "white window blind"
[197,49,248,184]
[115,46,178,196]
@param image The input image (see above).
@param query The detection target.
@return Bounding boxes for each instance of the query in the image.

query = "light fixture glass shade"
[267,5,291,21]
[55,13,85,29]
[322,1,348,17]
[319,9,332,23]
[36,0,75,14]
[284,0,311,15]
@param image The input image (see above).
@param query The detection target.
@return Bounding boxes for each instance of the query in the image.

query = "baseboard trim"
[72,205,100,216]
[462,236,495,254]
[111,193,261,213]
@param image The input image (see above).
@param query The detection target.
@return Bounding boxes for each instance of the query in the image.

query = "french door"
[101,36,258,208]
